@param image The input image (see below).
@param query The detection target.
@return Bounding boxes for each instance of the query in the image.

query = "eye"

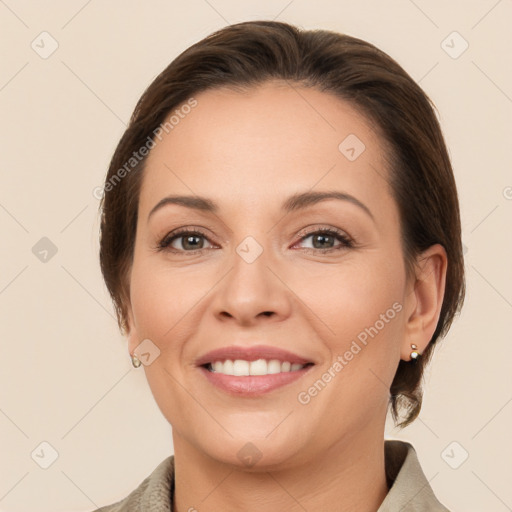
[156,226,354,255]
[157,228,214,253]
[295,227,354,253]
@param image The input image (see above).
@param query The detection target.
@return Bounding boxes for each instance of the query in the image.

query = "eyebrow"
[147,190,374,222]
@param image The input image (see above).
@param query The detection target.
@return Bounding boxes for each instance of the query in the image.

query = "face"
[126,82,414,469]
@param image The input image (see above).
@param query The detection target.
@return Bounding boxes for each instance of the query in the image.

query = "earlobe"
[125,309,146,369]
[401,244,448,361]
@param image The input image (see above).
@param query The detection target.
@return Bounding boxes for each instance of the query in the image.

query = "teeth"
[208,359,307,376]
[233,360,249,376]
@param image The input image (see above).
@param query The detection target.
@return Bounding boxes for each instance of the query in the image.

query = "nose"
[211,241,293,327]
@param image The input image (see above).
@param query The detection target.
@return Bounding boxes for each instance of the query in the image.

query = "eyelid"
[295,224,351,239]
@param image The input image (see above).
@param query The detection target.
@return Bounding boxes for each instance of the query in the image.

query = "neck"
[172,429,389,512]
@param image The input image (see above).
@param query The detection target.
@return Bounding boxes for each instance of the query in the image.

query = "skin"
[125,81,447,512]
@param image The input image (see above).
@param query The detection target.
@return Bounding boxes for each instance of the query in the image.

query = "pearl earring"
[410,344,420,361]
[131,354,142,368]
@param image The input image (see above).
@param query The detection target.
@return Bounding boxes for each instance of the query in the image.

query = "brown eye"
[158,229,213,252]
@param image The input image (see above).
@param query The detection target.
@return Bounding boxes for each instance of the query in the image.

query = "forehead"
[139,82,395,225]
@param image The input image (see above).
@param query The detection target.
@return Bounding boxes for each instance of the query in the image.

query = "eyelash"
[156,226,354,254]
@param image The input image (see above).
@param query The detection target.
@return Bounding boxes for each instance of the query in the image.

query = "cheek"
[129,256,201,339]
[129,260,200,428]
[299,263,404,415]
[298,257,404,338]
[130,268,169,337]
[300,256,405,404]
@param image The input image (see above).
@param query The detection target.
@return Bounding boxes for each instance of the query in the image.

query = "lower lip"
[199,365,314,396]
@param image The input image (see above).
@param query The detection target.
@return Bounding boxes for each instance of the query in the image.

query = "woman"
[95,20,465,512]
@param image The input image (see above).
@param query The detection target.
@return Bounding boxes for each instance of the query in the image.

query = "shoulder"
[378,440,451,512]
[90,456,175,512]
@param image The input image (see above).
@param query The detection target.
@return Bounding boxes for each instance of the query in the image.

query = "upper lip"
[195,345,314,367]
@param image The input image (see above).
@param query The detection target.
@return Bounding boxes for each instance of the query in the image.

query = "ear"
[401,244,448,361]
[125,302,141,355]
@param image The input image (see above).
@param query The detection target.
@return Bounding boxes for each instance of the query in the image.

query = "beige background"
[1,1,511,511]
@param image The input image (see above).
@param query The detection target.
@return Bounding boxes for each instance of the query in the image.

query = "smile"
[205,359,311,376]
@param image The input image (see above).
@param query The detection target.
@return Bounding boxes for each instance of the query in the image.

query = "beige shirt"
[93,440,450,511]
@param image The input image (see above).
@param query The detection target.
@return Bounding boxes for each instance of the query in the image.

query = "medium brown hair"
[99,20,465,428]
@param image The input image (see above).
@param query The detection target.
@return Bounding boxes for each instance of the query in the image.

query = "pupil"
[184,235,202,250]
[314,234,333,249]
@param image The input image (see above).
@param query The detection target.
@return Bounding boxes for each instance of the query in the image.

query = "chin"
[196,431,309,472]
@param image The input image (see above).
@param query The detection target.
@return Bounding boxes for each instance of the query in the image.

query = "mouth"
[195,345,316,396]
